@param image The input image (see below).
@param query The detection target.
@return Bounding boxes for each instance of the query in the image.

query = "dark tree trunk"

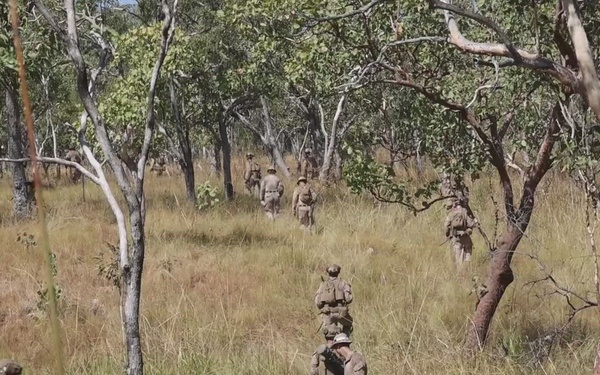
[180,158,195,202]
[210,143,221,175]
[168,81,196,203]
[5,79,32,219]
[302,96,325,163]
[218,119,234,200]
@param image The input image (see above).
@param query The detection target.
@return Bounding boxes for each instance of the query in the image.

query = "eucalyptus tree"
[31,0,178,373]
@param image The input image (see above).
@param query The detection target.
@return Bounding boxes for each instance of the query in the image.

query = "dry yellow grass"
[0,157,598,374]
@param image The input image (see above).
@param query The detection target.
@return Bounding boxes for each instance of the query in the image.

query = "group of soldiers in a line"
[311,264,367,375]
[244,149,319,230]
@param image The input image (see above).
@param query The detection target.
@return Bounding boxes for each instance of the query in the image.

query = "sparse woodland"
[2,0,600,374]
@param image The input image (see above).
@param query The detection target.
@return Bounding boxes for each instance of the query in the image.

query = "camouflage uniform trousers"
[297,203,314,229]
[452,234,473,264]
[245,176,260,197]
[263,191,281,219]
[320,305,353,335]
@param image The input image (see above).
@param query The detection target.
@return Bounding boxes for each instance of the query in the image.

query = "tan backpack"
[318,279,345,305]
[299,185,313,204]
[450,210,468,230]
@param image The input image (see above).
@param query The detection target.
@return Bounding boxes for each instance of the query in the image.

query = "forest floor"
[0,156,598,374]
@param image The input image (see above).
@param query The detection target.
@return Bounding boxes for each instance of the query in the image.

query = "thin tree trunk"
[320,95,347,181]
[333,147,343,181]
[219,119,234,200]
[168,80,196,203]
[5,79,32,219]
[260,97,290,176]
[122,215,145,375]
[210,143,221,175]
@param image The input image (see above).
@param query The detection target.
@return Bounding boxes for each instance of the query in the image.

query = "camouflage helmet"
[322,324,341,339]
[304,148,312,154]
[267,165,276,172]
[331,333,352,348]
[246,152,254,158]
[326,264,341,275]
[297,176,307,184]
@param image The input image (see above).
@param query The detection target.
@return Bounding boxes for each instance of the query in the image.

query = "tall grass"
[0,158,598,374]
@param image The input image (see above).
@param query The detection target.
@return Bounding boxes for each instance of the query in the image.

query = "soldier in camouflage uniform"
[301,148,319,179]
[64,147,83,184]
[310,325,345,375]
[0,359,22,375]
[244,152,261,197]
[444,199,477,265]
[330,333,368,375]
[292,176,317,231]
[260,165,284,220]
[149,153,167,176]
[315,264,353,336]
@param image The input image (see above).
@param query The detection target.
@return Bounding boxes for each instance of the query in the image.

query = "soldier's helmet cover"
[297,176,307,184]
[246,152,254,158]
[327,264,341,275]
[305,148,312,154]
[331,333,352,347]
[267,165,276,172]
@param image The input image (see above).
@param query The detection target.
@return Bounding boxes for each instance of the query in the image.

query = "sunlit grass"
[0,158,598,374]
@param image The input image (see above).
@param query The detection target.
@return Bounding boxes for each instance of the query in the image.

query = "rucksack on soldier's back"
[450,210,467,229]
[318,278,345,304]
[299,184,313,204]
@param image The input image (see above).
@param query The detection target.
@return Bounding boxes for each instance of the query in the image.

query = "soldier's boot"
[265,206,275,220]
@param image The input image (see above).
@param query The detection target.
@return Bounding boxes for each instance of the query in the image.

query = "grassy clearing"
[0,158,598,374]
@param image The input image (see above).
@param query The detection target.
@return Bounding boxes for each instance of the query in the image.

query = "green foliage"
[94,243,122,292]
[16,230,38,249]
[196,181,220,210]
[36,252,62,315]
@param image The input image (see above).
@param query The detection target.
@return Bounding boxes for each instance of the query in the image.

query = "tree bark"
[319,94,347,181]
[122,213,144,375]
[302,96,325,163]
[260,97,290,176]
[561,0,600,122]
[218,118,234,200]
[210,143,221,175]
[5,78,32,219]
[168,81,196,203]
[464,103,559,351]
[333,147,343,181]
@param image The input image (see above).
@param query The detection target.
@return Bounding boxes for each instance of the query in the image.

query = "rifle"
[320,346,345,375]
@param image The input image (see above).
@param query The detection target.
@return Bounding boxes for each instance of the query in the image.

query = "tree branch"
[137,0,178,183]
[0,157,100,185]
[561,0,600,122]
[431,0,578,90]
[304,0,385,23]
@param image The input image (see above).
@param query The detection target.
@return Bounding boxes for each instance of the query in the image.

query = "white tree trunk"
[319,94,347,181]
